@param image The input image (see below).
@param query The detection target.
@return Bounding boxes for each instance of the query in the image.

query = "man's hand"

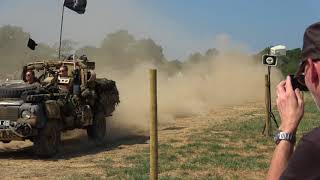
[276,76,304,133]
[267,76,304,180]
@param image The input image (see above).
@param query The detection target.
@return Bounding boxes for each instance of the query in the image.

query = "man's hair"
[26,70,35,77]
[60,65,68,71]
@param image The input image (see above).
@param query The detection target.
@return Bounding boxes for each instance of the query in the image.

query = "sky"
[0,0,319,60]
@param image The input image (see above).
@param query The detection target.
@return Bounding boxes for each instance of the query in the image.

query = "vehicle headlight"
[21,110,31,119]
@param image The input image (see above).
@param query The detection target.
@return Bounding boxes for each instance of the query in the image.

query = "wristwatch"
[274,131,296,145]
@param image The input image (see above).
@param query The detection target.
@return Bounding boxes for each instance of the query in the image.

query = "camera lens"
[266,57,275,65]
[262,55,277,66]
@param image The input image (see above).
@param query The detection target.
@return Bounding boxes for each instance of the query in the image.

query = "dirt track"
[0,103,264,180]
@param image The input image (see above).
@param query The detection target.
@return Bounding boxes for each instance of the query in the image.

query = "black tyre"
[33,120,61,158]
[2,140,11,144]
[87,112,106,145]
[0,83,38,98]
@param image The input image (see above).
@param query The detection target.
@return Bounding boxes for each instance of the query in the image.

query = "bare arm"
[267,76,304,180]
[267,141,294,180]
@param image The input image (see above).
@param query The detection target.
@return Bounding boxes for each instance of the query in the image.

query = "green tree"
[0,25,56,77]
[278,48,301,76]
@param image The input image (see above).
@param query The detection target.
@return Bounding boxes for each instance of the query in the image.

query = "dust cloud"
[97,34,283,137]
[0,26,284,142]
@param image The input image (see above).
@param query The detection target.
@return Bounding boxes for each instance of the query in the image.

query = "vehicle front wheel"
[87,112,106,145]
[33,120,61,158]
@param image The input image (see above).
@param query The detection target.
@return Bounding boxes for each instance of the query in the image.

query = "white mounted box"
[270,45,286,56]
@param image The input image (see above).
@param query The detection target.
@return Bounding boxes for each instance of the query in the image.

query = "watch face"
[279,132,289,140]
[274,131,296,144]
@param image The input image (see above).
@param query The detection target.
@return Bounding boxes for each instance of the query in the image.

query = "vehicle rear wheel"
[33,120,61,158]
[2,140,11,143]
[87,112,106,145]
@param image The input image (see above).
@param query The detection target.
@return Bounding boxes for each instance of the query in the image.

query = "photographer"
[267,22,320,179]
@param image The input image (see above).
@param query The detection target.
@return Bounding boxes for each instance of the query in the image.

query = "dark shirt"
[280,128,320,180]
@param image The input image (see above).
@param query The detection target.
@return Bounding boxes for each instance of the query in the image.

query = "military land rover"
[0,56,119,158]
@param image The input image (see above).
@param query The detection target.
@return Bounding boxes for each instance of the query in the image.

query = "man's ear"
[308,59,320,86]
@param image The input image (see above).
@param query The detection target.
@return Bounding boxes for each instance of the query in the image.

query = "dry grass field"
[0,94,318,180]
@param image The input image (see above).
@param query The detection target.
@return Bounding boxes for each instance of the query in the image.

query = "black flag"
[27,38,38,50]
[64,0,87,14]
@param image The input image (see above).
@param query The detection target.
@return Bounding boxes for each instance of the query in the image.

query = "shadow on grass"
[0,133,149,160]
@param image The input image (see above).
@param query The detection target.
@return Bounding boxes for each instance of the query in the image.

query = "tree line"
[0,25,301,78]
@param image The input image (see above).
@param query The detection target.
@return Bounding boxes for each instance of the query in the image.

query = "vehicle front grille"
[0,106,19,120]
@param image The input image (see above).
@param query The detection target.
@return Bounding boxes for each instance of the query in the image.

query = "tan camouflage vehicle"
[0,55,119,158]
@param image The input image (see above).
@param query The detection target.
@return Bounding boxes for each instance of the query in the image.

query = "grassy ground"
[66,94,319,180]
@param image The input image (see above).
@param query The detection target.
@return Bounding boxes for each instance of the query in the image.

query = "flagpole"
[58,4,65,60]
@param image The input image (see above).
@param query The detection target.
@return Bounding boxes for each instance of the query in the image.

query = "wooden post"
[262,74,272,136]
[149,69,158,180]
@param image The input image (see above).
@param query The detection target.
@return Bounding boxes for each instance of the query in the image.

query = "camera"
[262,55,277,66]
[289,75,308,91]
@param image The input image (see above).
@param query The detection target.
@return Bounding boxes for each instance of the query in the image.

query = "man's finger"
[295,89,304,105]
[277,80,286,95]
[278,80,286,86]
[285,76,294,95]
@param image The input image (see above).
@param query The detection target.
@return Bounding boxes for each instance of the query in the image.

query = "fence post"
[149,69,158,180]
[262,74,271,136]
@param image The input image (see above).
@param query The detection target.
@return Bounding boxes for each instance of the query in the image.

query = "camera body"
[262,55,277,66]
[290,75,309,91]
